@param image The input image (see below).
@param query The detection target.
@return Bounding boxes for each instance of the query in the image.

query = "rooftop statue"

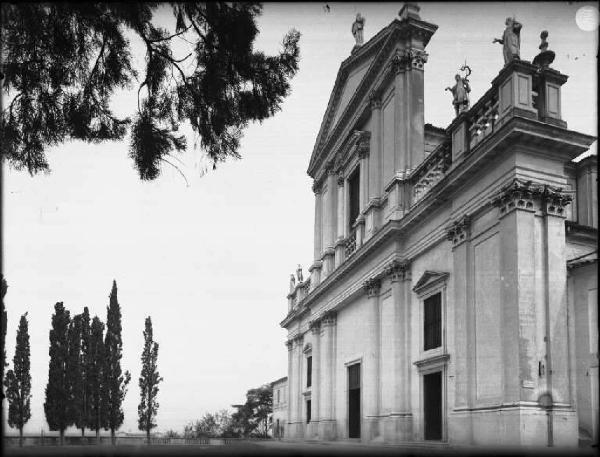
[445,65,471,116]
[493,17,522,65]
[296,264,304,283]
[352,13,365,46]
[289,274,296,292]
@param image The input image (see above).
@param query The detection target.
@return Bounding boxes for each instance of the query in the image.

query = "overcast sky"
[3,2,598,435]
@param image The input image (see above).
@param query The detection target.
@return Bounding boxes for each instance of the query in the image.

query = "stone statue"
[296,264,303,283]
[493,17,522,65]
[289,274,296,292]
[352,13,365,46]
[445,66,471,116]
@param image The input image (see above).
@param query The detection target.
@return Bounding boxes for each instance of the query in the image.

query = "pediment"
[308,24,395,175]
[307,16,438,179]
[412,271,449,295]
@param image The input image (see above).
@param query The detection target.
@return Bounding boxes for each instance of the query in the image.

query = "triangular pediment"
[412,271,449,295]
[307,25,396,176]
[307,15,438,178]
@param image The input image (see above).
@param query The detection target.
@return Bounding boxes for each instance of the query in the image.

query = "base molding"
[317,419,337,440]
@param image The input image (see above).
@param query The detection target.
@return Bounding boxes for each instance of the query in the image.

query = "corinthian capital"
[369,90,383,110]
[446,215,472,246]
[386,260,410,282]
[391,48,429,73]
[363,277,381,297]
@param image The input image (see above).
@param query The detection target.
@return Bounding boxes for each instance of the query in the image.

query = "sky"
[2,2,598,435]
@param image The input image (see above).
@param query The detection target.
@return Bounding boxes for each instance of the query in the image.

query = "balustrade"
[345,227,358,257]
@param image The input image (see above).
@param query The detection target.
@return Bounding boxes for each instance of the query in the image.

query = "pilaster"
[335,175,346,267]
[318,312,337,440]
[365,91,382,241]
[447,215,475,444]
[384,261,413,442]
[286,339,294,438]
[309,320,321,439]
[392,47,428,172]
[363,278,382,442]
[294,335,305,439]
[492,179,576,446]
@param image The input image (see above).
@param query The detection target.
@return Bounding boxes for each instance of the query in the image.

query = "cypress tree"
[103,280,131,444]
[44,302,70,445]
[4,313,32,446]
[66,313,83,434]
[78,307,92,436]
[138,317,163,442]
[88,316,106,439]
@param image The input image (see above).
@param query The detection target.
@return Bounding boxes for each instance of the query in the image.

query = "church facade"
[280,3,597,448]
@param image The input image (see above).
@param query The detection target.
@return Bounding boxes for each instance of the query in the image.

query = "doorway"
[423,371,442,440]
[348,363,361,438]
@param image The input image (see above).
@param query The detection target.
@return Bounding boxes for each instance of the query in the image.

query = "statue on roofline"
[296,264,303,283]
[352,13,365,46]
[445,64,471,117]
[493,17,522,65]
[289,274,296,292]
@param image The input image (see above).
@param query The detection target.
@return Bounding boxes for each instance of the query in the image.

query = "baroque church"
[280,3,597,447]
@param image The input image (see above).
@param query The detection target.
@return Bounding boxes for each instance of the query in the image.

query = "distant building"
[281,3,597,448]
[271,377,288,439]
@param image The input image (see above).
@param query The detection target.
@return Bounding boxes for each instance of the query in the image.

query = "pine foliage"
[1,2,301,180]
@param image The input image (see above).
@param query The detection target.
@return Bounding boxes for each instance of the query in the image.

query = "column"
[310,321,321,438]
[318,312,337,440]
[334,175,346,267]
[363,278,381,442]
[385,262,413,442]
[310,182,323,286]
[286,339,294,439]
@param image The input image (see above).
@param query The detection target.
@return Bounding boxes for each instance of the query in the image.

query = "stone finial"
[296,264,304,283]
[532,30,555,69]
[399,2,421,20]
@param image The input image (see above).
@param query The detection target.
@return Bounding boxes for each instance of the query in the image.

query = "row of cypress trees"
[43,280,131,445]
[2,278,162,446]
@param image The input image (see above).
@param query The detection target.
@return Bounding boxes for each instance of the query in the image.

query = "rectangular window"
[277,389,280,404]
[307,356,312,388]
[424,292,442,350]
[306,399,312,423]
[348,168,360,231]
